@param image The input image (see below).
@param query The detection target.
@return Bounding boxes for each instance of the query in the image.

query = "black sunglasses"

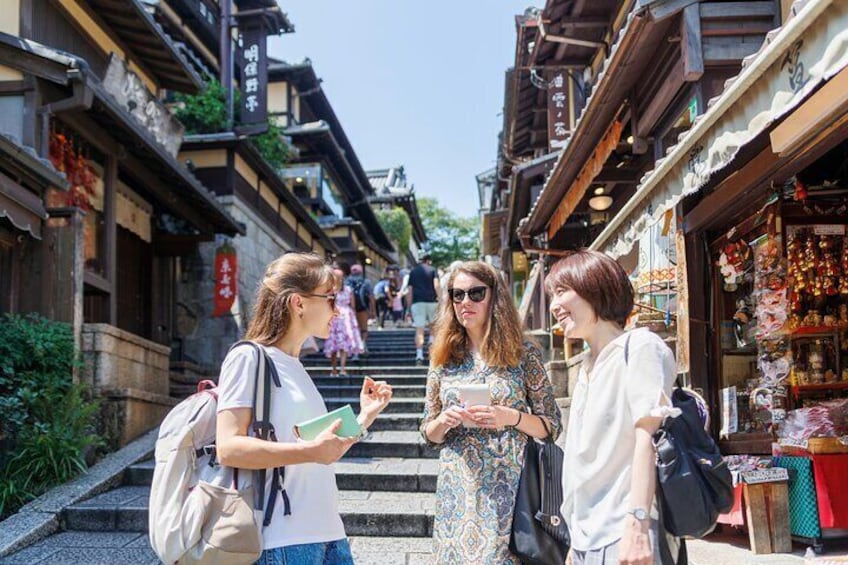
[305,293,337,308]
[448,286,488,304]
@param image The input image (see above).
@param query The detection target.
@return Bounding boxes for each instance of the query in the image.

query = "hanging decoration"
[717,239,751,291]
[48,124,97,211]
[213,242,238,317]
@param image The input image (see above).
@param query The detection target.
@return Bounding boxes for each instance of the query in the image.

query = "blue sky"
[268,1,541,219]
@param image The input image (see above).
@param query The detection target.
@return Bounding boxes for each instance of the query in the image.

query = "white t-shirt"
[560,328,676,551]
[217,344,346,549]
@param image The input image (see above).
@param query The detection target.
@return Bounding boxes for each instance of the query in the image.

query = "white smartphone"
[455,383,491,428]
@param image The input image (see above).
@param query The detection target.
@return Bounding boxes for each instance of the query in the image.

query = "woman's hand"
[309,419,359,465]
[436,405,471,429]
[565,548,573,565]
[466,405,518,430]
[617,516,653,565]
[358,377,393,428]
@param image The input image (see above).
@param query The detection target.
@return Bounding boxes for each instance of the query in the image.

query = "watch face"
[632,508,648,521]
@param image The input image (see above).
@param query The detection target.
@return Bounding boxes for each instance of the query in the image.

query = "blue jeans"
[256,539,354,565]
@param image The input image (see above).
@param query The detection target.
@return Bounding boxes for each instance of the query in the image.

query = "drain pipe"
[37,69,93,157]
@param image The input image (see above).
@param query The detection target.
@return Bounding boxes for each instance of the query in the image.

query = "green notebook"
[294,405,362,441]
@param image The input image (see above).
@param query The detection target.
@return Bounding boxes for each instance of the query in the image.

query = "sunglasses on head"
[305,292,337,308]
[448,286,488,304]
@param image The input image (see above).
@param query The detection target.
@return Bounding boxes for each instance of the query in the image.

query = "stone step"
[312,375,427,387]
[317,384,425,399]
[124,455,438,493]
[348,537,433,564]
[347,431,438,459]
[0,532,436,565]
[63,483,437,536]
[365,413,423,431]
[307,357,426,366]
[325,398,423,414]
[306,366,429,376]
[335,458,437,493]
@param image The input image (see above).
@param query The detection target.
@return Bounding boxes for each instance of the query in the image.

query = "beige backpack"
[148,342,286,564]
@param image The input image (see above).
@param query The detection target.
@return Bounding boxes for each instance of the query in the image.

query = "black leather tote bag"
[509,419,570,564]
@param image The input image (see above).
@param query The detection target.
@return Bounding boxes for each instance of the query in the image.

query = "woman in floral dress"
[420,261,562,564]
[324,264,363,376]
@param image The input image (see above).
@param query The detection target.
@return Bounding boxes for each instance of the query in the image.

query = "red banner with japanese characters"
[213,244,237,317]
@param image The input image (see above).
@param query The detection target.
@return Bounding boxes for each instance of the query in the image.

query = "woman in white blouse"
[546,250,682,565]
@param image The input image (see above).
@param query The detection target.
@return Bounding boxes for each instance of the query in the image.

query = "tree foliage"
[418,197,480,268]
[375,207,412,257]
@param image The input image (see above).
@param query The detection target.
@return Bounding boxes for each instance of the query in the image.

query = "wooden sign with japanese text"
[239,24,268,126]
[547,71,569,151]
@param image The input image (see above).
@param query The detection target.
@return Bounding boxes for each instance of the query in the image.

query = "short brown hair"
[545,249,634,327]
[245,252,339,345]
[430,261,525,368]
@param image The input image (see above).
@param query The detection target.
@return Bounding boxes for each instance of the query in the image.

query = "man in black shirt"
[407,253,440,365]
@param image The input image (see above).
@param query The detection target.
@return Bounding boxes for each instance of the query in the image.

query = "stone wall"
[176,195,293,370]
[80,323,177,449]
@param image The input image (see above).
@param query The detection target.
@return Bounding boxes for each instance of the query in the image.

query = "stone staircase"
[1,329,435,564]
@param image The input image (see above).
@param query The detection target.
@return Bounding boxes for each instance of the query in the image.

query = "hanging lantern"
[213,243,238,317]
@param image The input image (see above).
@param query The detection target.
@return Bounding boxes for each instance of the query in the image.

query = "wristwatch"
[627,507,649,522]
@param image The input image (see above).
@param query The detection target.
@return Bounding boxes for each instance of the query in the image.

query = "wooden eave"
[84,0,203,92]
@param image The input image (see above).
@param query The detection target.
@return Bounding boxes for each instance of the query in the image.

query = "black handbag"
[653,386,734,538]
[623,334,733,539]
[509,418,570,564]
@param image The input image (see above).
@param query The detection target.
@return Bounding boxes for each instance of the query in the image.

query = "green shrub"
[0,313,101,520]
[174,78,290,169]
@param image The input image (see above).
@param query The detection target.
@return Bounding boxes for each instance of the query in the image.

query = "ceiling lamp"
[588,195,613,211]
[593,186,605,195]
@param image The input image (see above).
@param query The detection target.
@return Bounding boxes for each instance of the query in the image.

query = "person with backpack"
[215,252,393,564]
[345,263,374,356]
[546,250,683,565]
[373,270,394,330]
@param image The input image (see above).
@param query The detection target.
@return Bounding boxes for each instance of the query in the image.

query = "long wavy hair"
[430,261,525,368]
[245,252,338,345]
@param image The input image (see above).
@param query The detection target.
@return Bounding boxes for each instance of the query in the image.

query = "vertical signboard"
[547,71,569,151]
[240,24,268,126]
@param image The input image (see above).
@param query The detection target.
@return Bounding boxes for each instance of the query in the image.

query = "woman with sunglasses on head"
[420,260,562,564]
[215,253,393,565]
[323,262,364,377]
[547,250,681,565]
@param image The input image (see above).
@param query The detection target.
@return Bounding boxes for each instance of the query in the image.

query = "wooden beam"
[636,57,684,136]
[122,153,219,236]
[681,3,704,81]
[594,168,640,183]
[649,0,698,21]
[104,154,118,325]
[700,2,777,20]
[703,37,762,65]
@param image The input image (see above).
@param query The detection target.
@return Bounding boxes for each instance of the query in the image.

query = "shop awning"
[519,8,659,239]
[481,209,508,256]
[591,0,848,258]
[0,133,69,240]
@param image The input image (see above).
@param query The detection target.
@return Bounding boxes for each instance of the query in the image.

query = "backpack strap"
[227,341,290,522]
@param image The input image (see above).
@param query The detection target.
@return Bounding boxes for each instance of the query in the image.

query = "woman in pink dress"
[324,264,364,376]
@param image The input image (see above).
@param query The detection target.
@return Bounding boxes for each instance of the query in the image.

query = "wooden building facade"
[0,0,244,447]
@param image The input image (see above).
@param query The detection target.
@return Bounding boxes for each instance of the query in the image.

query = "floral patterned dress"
[323,286,363,357]
[420,342,562,564]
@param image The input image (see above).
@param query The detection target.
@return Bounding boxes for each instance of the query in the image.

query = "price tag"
[813,225,846,236]
[741,468,789,484]
[778,437,809,450]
